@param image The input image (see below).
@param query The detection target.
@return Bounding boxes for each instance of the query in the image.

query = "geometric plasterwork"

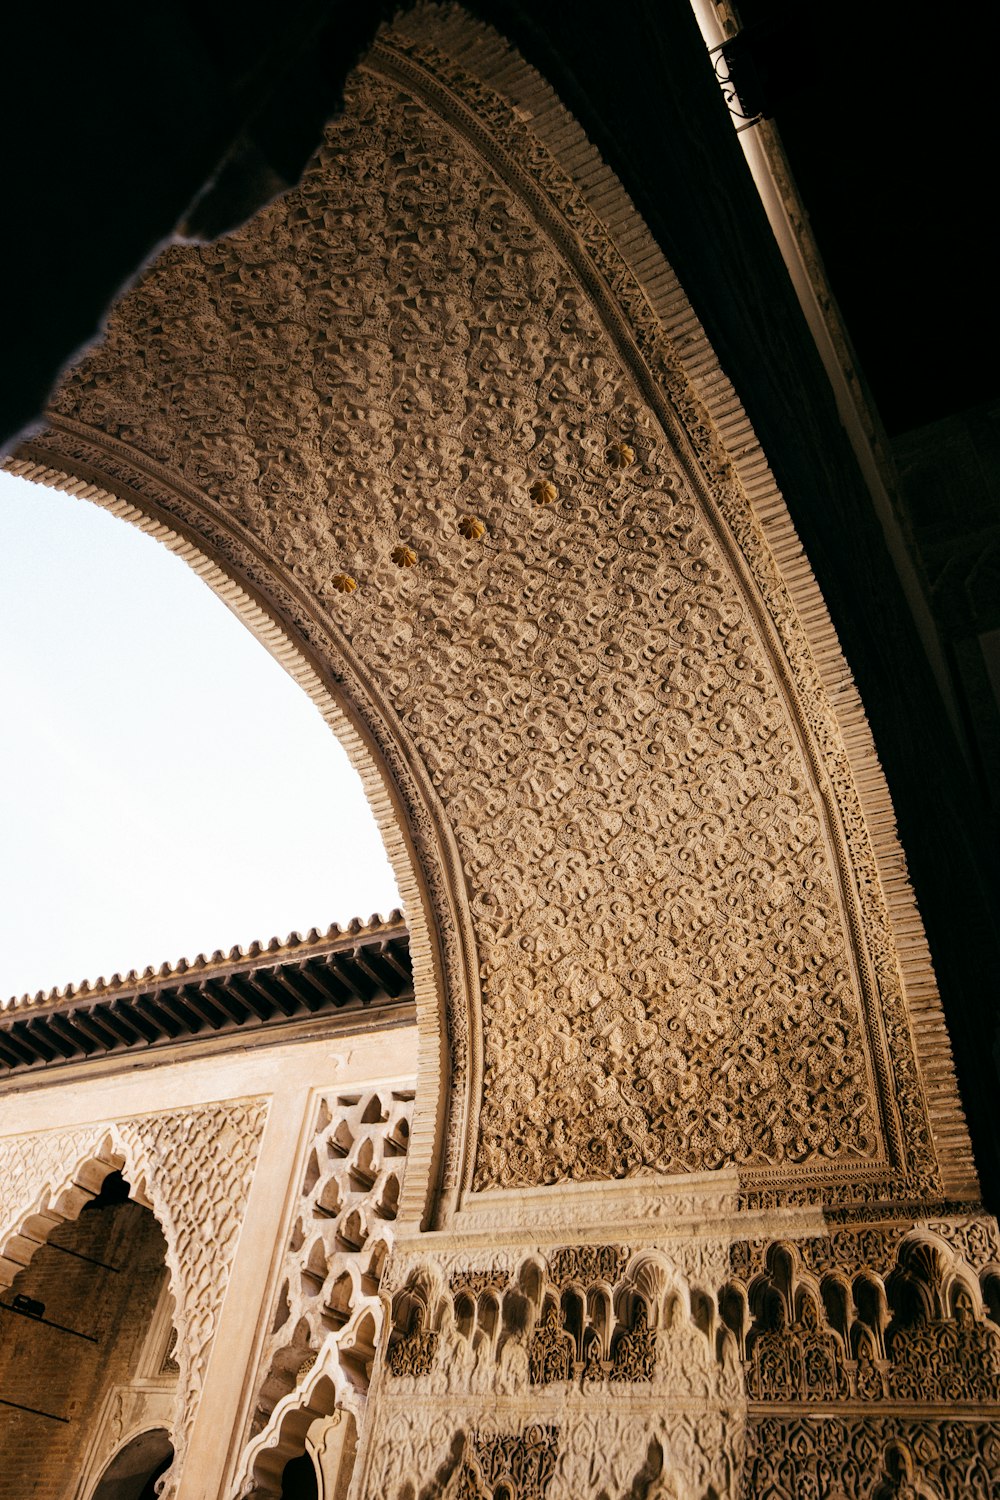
[0,1099,268,1496]
[15,4,972,1218]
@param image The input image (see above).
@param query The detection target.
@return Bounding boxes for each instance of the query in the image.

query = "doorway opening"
[0,1171,177,1497]
[89,1427,174,1500]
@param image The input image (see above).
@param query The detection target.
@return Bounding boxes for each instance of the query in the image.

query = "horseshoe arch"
[11,5,974,1227]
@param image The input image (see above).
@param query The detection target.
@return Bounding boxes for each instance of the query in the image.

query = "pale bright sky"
[0,470,400,1001]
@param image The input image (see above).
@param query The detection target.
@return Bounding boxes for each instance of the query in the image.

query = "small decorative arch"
[0,1099,267,1497]
[0,1134,185,1487]
[236,1356,360,1500]
[0,1129,125,1290]
[87,1427,174,1500]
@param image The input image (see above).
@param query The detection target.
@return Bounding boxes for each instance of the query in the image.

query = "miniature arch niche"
[2,462,450,1228]
[241,1370,358,1500]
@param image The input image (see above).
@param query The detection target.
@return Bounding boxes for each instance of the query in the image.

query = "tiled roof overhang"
[0,914,413,1079]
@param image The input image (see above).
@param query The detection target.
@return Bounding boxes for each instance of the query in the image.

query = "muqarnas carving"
[719,1234,1000,1407]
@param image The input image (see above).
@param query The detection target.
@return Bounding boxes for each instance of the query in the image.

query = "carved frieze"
[743,1419,1000,1499]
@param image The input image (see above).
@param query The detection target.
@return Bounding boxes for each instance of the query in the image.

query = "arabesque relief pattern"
[743,1421,1000,1499]
[356,1226,1000,1500]
[37,23,945,1202]
[0,1100,267,1493]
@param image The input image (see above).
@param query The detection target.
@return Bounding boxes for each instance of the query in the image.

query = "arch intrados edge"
[85,1427,175,1500]
[0,1130,128,1289]
[0,450,460,1231]
[10,2,974,1205]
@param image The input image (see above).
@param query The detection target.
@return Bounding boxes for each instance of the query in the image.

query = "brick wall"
[0,1178,169,1500]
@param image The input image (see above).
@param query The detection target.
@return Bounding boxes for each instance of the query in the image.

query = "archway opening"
[90,1427,174,1500]
[0,468,400,1002]
[0,1170,178,1496]
[281,1450,319,1500]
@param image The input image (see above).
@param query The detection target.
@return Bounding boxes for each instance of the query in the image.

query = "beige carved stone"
[233,1085,415,1498]
[19,9,970,1221]
[606,441,636,469]
[1,6,996,1498]
[528,479,558,507]
[0,1102,267,1494]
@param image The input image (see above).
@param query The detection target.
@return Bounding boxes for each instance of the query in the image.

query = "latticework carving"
[548,1246,630,1286]
[247,1087,414,1443]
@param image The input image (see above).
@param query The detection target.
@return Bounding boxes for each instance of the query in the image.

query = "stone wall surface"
[3,7,996,1499]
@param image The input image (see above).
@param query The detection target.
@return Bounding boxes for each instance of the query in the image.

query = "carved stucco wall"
[360,1223,1000,1500]
[5,7,998,1496]
[12,7,971,1221]
[0,1100,268,1490]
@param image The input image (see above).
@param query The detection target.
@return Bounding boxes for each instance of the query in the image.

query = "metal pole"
[0,1396,69,1422]
[42,1242,118,1272]
[0,1302,98,1343]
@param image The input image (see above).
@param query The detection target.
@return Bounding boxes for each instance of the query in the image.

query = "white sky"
[0,470,400,1001]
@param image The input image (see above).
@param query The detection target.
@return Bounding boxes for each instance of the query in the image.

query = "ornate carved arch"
[12,4,972,1221]
[235,1341,365,1499]
[0,1100,267,1492]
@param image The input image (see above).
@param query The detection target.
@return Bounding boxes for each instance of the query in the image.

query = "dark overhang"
[0,913,413,1079]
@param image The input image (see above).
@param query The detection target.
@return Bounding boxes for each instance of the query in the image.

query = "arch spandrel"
[21,10,972,1215]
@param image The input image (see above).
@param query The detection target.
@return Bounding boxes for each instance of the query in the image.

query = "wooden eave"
[0,914,413,1078]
